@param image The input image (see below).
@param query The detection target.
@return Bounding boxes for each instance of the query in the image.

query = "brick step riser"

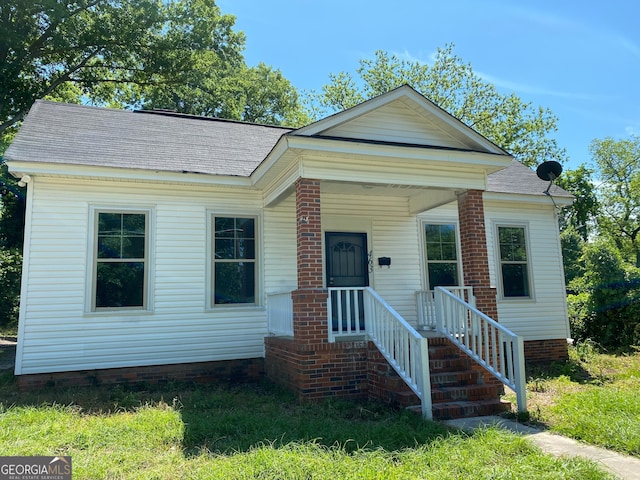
[432,400,511,420]
[431,385,503,403]
[429,357,471,371]
[430,371,482,387]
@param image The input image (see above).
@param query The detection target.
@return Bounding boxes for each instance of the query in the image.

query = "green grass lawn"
[0,373,611,479]
[524,343,640,457]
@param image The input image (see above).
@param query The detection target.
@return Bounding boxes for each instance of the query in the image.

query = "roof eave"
[5,160,254,187]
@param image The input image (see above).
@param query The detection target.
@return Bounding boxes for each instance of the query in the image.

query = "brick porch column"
[457,189,498,320]
[292,178,328,345]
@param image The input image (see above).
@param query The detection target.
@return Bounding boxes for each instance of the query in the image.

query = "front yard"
[0,366,614,479]
[522,342,640,458]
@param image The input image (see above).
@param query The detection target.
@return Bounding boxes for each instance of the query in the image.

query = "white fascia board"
[483,191,575,206]
[6,161,253,187]
[284,136,512,170]
[250,135,291,186]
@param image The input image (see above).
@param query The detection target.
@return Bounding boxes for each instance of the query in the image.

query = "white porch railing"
[327,287,368,342]
[416,287,475,330]
[266,291,294,336]
[327,287,432,419]
[363,287,433,420]
[434,286,527,412]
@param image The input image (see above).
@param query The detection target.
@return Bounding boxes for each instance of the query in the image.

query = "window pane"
[499,227,526,261]
[122,214,146,235]
[236,217,255,239]
[237,239,255,259]
[428,263,459,289]
[215,262,255,304]
[215,238,235,259]
[501,264,530,297]
[426,242,442,260]
[122,236,145,259]
[97,236,121,259]
[215,217,236,237]
[441,243,457,261]
[96,262,145,307]
[98,213,121,235]
[440,224,455,243]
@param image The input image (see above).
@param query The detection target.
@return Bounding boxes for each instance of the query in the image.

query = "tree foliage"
[555,164,599,241]
[0,0,305,137]
[590,136,640,267]
[568,241,640,348]
[304,45,566,167]
[0,248,21,329]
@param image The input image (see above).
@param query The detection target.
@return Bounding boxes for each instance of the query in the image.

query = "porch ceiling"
[320,180,459,213]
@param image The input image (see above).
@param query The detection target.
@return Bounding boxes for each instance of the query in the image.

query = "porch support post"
[457,189,498,320]
[292,178,328,345]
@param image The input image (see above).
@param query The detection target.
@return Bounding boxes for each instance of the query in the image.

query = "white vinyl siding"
[323,102,469,149]
[485,201,570,341]
[16,177,269,375]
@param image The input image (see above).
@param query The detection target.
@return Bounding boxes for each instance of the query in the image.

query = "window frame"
[207,212,261,309]
[88,206,153,313]
[495,222,534,300]
[421,220,462,291]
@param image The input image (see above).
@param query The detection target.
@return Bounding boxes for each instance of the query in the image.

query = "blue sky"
[218,0,638,170]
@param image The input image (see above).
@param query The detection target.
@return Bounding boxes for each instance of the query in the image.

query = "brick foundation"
[17,358,264,390]
[524,338,569,365]
[265,336,368,400]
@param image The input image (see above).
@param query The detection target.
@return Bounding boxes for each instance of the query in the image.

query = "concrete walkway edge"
[445,416,640,480]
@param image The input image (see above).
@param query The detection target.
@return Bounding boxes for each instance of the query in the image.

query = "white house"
[5,86,573,418]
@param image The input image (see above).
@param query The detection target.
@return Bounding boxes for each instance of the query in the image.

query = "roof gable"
[292,85,508,155]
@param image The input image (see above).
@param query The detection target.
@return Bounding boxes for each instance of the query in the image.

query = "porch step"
[427,337,511,420]
[431,399,511,420]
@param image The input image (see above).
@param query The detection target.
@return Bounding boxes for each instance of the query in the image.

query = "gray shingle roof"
[6,101,572,199]
[5,100,292,177]
[487,159,573,198]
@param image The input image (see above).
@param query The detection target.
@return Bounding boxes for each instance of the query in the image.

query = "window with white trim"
[424,223,460,290]
[497,225,531,298]
[212,216,257,305]
[93,211,148,310]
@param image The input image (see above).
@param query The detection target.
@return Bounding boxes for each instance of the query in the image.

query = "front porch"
[265,284,526,419]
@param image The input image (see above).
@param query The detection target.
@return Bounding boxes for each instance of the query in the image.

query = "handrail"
[363,287,433,420]
[416,287,475,330]
[434,286,527,412]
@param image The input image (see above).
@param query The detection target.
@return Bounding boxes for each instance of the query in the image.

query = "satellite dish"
[536,161,563,194]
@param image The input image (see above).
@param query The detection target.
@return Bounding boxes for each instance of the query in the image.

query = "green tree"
[0,0,305,140]
[591,136,640,267]
[304,45,566,167]
[555,164,599,241]
[560,227,585,285]
[568,241,640,347]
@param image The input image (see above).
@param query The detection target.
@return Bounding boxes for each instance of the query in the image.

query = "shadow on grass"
[0,372,451,456]
[526,357,594,385]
